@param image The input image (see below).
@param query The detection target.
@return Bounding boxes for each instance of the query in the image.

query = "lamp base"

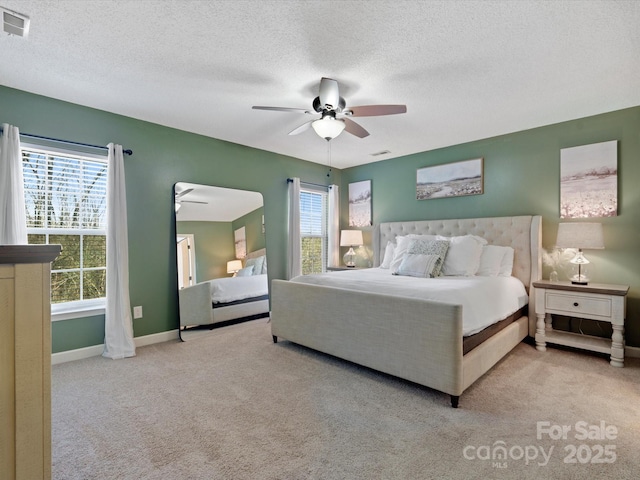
[343,247,356,268]
[571,279,588,285]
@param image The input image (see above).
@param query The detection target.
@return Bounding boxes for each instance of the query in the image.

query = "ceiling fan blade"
[175,188,193,199]
[288,120,315,136]
[182,200,208,204]
[346,105,407,117]
[319,77,340,110]
[252,106,311,114]
[343,118,370,138]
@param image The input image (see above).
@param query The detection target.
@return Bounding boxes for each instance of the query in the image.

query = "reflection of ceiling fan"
[175,188,207,212]
[252,77,406,140]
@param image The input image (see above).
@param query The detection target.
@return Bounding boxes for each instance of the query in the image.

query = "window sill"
[52,299,106,322]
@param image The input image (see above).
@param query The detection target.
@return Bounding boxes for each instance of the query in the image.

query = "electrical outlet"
[133,306,143,319]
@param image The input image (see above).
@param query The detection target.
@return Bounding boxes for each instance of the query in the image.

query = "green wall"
[2,84,639,350]
[0,85,340,353]
[341,106,640,346]
[176,221,234,281]
[233,206,266,255]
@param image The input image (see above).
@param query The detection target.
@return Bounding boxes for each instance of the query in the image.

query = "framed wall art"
[416,157,483,200]
[348,180,372,227]
[234,226,246,259]
[560,140,617,218]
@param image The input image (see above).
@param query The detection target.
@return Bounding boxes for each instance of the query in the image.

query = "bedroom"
[1,1,639,478]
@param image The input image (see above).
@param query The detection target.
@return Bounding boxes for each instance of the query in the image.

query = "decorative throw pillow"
[245,256,265,276]
[393,239,449,277]
[395,253,441,278]
[236,266,254,277]
[437,235,486,276]
[380,241,395,269]
[388,234,438,272]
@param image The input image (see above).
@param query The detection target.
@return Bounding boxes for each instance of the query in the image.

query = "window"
[300,187,328,275]
[22,146,108,313]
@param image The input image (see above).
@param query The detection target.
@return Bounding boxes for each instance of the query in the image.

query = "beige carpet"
[52,318,640,479]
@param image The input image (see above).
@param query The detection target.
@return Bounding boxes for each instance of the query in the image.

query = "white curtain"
[327,184,340,268]
[103,143,136,359]
[287,177,301,279]
[0,124,27,244]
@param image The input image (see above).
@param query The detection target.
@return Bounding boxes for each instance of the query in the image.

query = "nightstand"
[533,280,629,367]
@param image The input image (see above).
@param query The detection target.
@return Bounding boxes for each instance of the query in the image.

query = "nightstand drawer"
[545,292,611,318]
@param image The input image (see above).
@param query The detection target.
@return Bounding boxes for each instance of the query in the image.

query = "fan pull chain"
[326,139,332,178]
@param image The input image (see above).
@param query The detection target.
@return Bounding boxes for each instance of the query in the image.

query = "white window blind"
[22,146,108,307]
[300,187,328,274]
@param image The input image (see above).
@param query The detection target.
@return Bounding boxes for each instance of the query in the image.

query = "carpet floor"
[52,318,640,479]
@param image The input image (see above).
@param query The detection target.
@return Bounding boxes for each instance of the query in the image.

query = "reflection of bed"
[179,249,269,329]
[271,216,541,407]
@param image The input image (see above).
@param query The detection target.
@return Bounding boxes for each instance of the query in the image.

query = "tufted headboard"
[373,215,542,291]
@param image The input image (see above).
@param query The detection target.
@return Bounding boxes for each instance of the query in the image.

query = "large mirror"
[174,182,268,340]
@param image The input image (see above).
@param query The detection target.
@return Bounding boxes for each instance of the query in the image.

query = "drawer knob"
[573,302,579,307]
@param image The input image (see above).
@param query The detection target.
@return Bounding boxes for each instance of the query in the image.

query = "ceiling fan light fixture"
[312,116,346,140]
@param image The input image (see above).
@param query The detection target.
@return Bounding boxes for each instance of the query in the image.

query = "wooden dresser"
[1,245,61,480]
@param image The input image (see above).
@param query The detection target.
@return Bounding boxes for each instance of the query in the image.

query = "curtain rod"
[0,127,133,155]
[287,178,332,189]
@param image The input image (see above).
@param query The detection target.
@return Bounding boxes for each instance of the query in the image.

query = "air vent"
[2,7,30,37]
[370,150,391,157]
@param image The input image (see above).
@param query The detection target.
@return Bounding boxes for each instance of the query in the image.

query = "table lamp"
[340,230,363,268]
[227,259,243,276]
[555,223,604,285]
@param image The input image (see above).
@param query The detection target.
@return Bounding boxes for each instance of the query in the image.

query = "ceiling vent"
[2,7,30,37]
[370,150,391,157]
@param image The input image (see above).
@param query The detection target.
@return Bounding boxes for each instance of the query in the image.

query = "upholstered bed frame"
[270,216,541,407]
[179,248,269,329]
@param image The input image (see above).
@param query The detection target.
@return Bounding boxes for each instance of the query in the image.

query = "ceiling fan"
[252,77,406,140]
[175,188,207,213]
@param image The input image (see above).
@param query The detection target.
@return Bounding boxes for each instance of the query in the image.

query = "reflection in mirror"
[175,182,269,340]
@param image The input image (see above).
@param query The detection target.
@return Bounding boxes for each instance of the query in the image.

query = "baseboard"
[52,329,180,365]
[625,345,640,358]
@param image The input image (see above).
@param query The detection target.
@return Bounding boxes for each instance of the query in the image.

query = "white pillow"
[476,245,507,276]
[476,245,515,277]
[389,236,410,272]
[395,253,441,278]
[236,266,254,277]
[380,241,395,269]
[437,235,486,276]
[499,247,515,277]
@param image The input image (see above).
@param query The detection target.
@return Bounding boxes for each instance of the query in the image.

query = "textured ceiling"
[1,0,639,169]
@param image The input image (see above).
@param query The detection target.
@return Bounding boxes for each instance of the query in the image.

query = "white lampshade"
[555,223,604,250]
[227,259,243,274]
[555,223,604,285]
[312,117,346,140]
[340,230,363,247]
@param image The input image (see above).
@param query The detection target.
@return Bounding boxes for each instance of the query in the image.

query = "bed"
[178,248,270,333]
[270,215,541,407]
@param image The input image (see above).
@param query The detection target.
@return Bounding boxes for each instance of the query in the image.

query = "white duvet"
[207,274,269,304]
[291,268,528,336]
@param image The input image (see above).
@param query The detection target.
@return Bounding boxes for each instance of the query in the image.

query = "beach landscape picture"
[348,180,372,227]
[417,158,483,200]
[560,140,617,218]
